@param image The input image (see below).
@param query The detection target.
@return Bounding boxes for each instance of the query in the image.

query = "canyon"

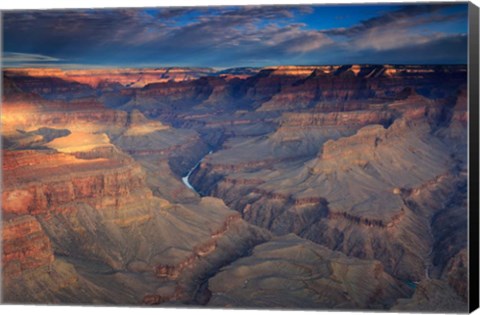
[1,64,468,311]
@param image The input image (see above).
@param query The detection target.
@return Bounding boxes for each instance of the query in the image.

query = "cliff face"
[1,91,129,137]
[4,67,215,88]
[2,149,148,216]
[279,110,396,127]
[393,279,467,312]
[3,74,96,99]
[2,215,54,276]
[208,234,412,310]
[2,107,128,136]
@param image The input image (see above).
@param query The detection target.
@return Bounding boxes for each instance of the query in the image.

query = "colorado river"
[182,150,213,192]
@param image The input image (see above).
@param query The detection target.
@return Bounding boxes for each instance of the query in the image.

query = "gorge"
[1,64,469,311]
[182,151,213,193]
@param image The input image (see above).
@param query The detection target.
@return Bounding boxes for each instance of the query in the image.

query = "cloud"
[356,30,447,51]
[3,9,160,47]
[157,8,197,19]
[301,32,467,65]
[2,52,61,64]
[1,4,468,67]
[156,5,302,21]
[324,4,464,37]
[316,3,468,61]
[259,24,332,53]
[2,6,316,53]
[375,34,467,64]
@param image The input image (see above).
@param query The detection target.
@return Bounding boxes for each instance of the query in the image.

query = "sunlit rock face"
[1,64,468,311]
[5,67,216,88]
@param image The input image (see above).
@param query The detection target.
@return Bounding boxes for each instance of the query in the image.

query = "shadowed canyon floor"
[1,65,468,311]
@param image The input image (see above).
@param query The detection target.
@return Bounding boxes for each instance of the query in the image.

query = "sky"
[1,3,469,68]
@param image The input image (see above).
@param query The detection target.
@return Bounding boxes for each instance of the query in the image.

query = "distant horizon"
[2,3,469,68]
[2,63,470,72]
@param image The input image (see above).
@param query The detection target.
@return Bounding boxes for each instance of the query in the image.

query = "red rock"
[2,215,54,276]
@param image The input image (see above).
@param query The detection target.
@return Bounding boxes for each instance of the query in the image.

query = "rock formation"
[1,65,468,311]
[209,234,411,310]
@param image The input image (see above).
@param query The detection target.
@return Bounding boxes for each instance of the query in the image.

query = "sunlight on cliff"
[46,131,112,153]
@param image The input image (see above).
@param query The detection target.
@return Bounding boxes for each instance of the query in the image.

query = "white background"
[0,0,479,315]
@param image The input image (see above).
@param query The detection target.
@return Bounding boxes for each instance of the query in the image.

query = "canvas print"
[1,2,476,312]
